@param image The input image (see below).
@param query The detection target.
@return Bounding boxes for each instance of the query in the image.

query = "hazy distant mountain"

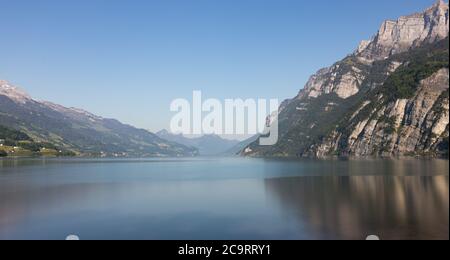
[0,81,197,157]
[244,1,449,158]
[156,130,239,156]
[225,135,260,156]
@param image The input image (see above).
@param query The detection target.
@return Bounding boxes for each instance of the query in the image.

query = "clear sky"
[0,0,439,133]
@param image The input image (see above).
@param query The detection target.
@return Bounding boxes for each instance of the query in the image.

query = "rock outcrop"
[298,61,367,99]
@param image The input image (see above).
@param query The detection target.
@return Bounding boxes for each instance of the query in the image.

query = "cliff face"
[312,68,449,157]
[244,1,449,158]
[297,0,449,101]
[357,0,449,61]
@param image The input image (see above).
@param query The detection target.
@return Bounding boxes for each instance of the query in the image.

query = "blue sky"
[0,0,438,132]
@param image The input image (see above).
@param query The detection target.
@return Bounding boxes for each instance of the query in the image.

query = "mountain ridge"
[0,81,197,157]
[243,1,449,158]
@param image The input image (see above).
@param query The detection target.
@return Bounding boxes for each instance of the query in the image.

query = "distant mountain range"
[244,1,449,158]
[0,82,197,157]
[156,130,240,156]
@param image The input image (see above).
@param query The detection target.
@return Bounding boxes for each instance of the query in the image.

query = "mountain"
[0,81,197,157]
[0,124,74,157]
[244,1,449,158]
[225,135,260,156]
[156,130,239,156]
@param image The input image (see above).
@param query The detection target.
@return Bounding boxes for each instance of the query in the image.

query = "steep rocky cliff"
[357,0,449,61]
[244,1,449,158]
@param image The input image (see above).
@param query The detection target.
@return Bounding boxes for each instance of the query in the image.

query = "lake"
[0,157,448,240]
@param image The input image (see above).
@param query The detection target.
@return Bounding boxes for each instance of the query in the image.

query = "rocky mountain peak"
[0,80,32,104]
[430,0,447,10]
[356,0,449,61]
[297,1,449,101]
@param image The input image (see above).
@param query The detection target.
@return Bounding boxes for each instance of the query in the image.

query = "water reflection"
[0,158,448,240]
[265,175,449,240]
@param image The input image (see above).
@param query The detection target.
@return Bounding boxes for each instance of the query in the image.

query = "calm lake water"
[0,157,448,240]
